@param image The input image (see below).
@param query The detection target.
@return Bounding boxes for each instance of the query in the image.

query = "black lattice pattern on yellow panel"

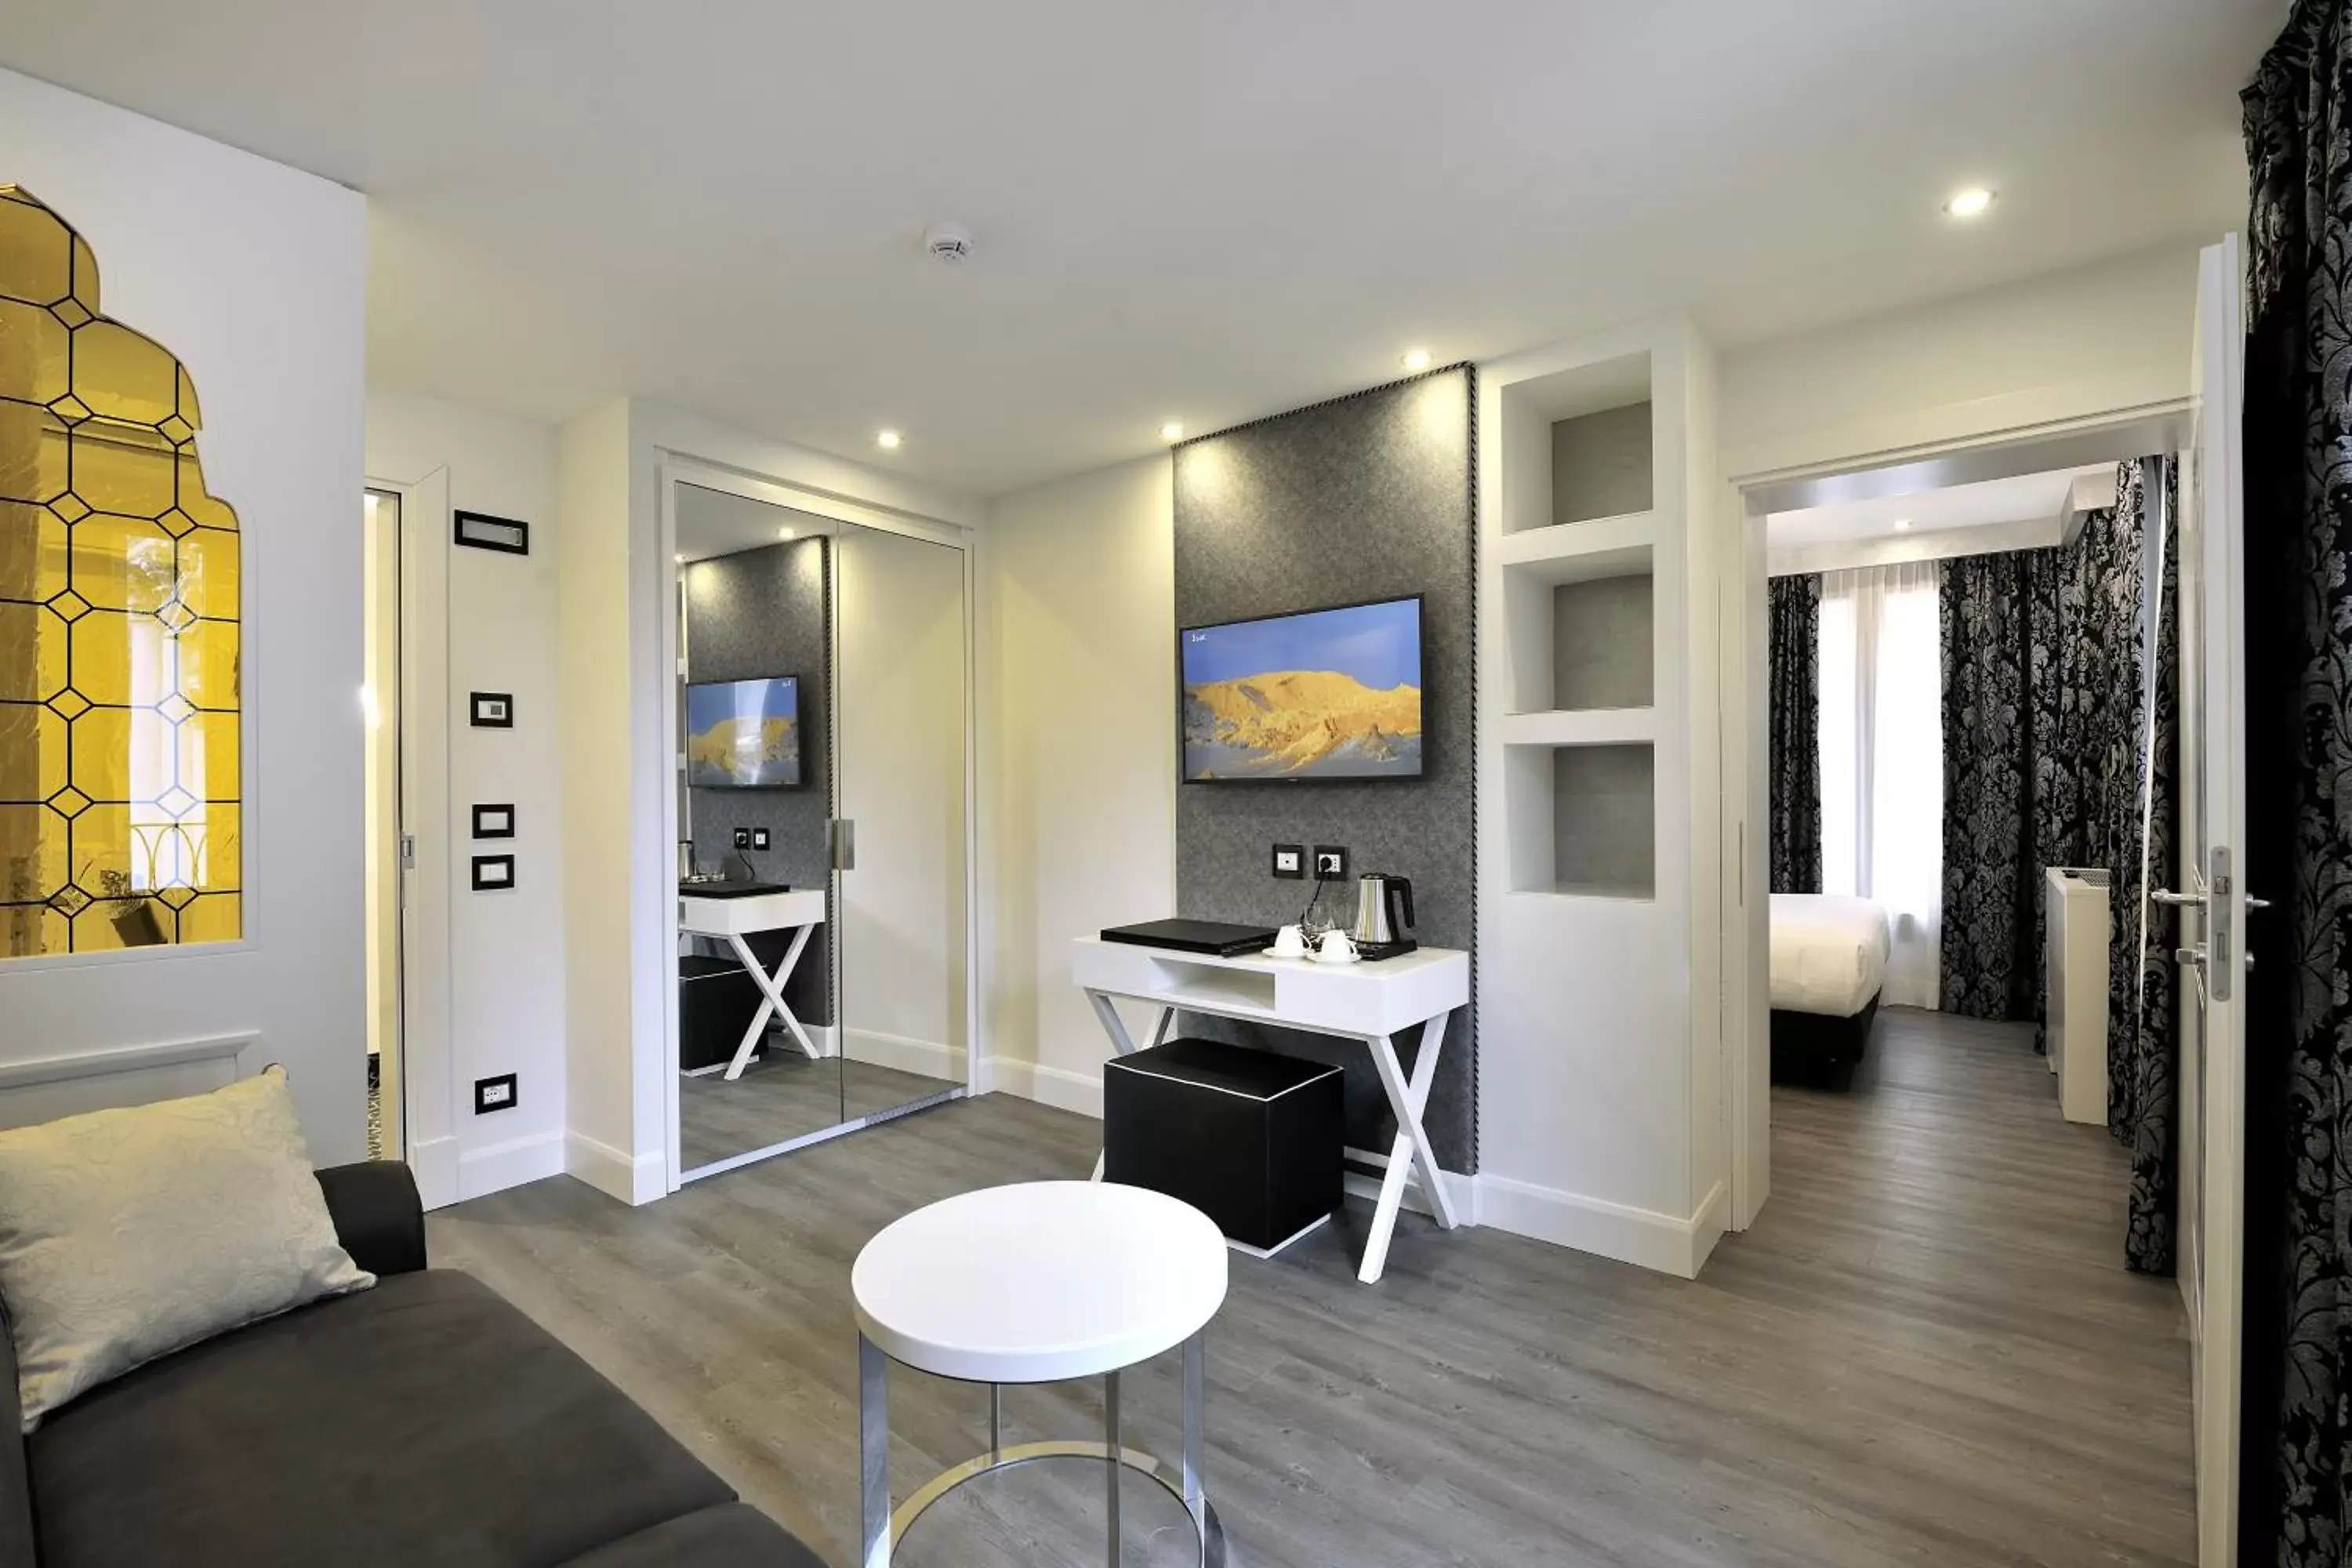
[0,186,241,956]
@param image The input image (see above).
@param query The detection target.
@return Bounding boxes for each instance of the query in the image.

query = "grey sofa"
[0,1162,822,1567]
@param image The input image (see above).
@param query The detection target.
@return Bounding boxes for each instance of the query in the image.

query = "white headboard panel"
[0,1034,256,1133]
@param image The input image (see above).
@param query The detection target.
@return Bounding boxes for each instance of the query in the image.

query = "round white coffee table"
[851,1181,1229,1567]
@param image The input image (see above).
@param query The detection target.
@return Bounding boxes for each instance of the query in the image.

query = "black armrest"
[0,1298,34,1559]
[314,1161,427,1277]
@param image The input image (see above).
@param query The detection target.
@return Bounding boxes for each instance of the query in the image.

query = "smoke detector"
[923,222,975,265]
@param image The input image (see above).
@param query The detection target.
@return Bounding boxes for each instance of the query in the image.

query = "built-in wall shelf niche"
[1498,350,1653,535]
[1499,527,1655,717]
[1501,742,1657,900]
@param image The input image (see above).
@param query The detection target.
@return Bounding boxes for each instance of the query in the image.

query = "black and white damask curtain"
[1933,466,2179,1275]
[1767,575,1822,895]
[2240,5,2352,1559]
[1938,550,2042,1020]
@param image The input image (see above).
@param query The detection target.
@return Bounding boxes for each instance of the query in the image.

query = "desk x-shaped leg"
[1083,990,1174,1181]
[724,924,818,1079]
[1357,1011,1457,1283]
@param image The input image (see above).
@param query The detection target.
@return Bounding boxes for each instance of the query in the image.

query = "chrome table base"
[859,1330,1225,1567]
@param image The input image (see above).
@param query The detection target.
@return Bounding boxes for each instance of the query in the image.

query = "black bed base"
[1769,990,1882,1091]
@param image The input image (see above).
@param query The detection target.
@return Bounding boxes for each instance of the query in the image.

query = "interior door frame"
[2186,230,2248,1568]
[363,467,456,1203]
[655,454,978,1192]
[1721,407,2194,1231]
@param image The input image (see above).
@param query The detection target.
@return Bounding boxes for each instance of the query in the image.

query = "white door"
[2173,233,2249,1567]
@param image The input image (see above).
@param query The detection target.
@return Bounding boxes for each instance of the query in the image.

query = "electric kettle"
[1350,873,1414,946]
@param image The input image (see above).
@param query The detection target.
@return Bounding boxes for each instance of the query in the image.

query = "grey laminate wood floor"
[678,1056,958,1171]
[430,1007,2193,1566]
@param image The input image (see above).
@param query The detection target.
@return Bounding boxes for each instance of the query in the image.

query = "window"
[0,186,241,956]
[1818,562,1942,1008]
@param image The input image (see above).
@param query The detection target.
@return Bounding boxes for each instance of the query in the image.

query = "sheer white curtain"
[1818,562,1944,1009]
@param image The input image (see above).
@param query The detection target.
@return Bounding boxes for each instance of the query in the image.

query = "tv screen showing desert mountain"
[1181,599,1425,781]
[686,676,801,789]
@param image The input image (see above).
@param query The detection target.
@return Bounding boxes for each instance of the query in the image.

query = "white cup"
[1271,924,1308,958]
[1314,929,1358,964]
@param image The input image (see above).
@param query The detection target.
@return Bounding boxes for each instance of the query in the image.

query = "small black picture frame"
[471,804,516,840]
[470,692,514,728]
[470,854,516,892]
[454,510,530,555]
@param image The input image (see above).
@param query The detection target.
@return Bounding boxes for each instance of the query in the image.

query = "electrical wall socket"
[733,827,752,850]
[1272,843,1305,879]
[474,1073,517,1115]
[1313,845,1348,880]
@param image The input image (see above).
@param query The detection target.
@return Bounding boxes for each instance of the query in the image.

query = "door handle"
[2153,888,2205,907]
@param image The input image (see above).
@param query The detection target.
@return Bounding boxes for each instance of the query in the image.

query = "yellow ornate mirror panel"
[0,187,241,957]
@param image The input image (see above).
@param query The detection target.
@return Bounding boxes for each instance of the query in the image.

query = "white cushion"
[0,1066,372,1428]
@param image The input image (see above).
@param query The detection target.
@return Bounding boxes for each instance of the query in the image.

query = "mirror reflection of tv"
[1180,596,1424,782]
[685,676,801,788]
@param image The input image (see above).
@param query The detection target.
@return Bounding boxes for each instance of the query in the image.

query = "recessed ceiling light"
[1892,517,1913,531]
[1400,347,1432,372]
[1944,187,1994,220]
[778,527,795,539]
[1160,421,1185,442]
[673,552,686,563]
[877,429,902,450]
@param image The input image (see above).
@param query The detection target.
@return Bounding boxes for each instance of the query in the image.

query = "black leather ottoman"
[1104,1037,1342,1255]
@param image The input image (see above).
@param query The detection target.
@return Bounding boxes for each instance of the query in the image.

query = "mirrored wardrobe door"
[674,484,844,1174]
[833,521,969,1123]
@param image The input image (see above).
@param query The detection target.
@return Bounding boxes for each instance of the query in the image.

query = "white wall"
[0,67,368,1160]
[978,456,1176,1116]
[365,388,567,1201]
[1720,242,2199,484]
[554,398,649,1200]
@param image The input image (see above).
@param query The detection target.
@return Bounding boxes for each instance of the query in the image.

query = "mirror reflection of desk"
[678,884,829,1077]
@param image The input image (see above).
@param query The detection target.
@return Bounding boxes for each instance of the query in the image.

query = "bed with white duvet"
[1768,893,1889,1079]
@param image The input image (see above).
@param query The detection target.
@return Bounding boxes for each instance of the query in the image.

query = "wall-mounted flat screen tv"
[685,676,801,788]
[1180,596,1424,782]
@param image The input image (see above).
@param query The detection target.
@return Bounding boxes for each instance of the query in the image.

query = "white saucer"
[1261,946,1312,961]
[1310,949,1361,965]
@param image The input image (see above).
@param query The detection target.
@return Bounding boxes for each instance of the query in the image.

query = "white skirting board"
[844,1027,965,1082]
[983,1055,1105,1118]
[984,1058,1726,1276]
[408,1134,460,1210]
[459,1128,565,1202]
[1474,1174,1729,1279]
[565,1130,666,1206]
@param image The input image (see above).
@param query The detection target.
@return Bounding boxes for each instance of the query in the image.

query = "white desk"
[1070,935,1469,1284]
[681,887,828,1078]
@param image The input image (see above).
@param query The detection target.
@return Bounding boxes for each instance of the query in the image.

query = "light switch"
[1272,844,1305,879]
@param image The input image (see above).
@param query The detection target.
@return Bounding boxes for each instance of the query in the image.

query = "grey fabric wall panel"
[1551,575,1654,710]
[1550,401,1653,525]
[1171,368,1478,1172]
[684,536,832,1025]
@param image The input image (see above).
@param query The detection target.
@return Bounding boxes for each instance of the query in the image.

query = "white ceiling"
[1766,463,2114,550]
[1,2,2277,495]
[674,484,826,565]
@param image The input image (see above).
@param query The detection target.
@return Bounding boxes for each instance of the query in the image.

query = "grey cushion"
[29,1270,739,1568]
[561,1504,826,1567]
